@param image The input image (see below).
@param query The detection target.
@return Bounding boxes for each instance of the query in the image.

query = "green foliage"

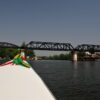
[43,53,73,60]
[26,49,35,58]
[40,56,49,60]
[78,51,85,57]
[0,48,20,59]
[0,42,35,60]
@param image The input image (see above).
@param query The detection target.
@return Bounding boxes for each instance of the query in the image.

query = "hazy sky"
[0,0,100,56]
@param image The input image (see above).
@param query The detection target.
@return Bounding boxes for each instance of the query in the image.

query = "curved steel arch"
[0,42,19,48]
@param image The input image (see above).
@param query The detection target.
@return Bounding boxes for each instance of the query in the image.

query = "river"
[30,60,100,100]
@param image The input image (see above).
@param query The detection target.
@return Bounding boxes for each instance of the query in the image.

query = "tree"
[21,42,35,59]
[0,48,20,59]
[78,51,85,57]
[45,53,72,60]
[26,49,35,58]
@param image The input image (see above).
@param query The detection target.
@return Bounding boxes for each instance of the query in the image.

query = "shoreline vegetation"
[38,51,100,61]
[0,48,35,63]
[39,53,72,60]
[0,42,35,63]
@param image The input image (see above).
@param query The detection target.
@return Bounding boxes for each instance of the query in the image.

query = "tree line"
[40,53,72,60]
[0,42,35,60]
[40,51,85,60]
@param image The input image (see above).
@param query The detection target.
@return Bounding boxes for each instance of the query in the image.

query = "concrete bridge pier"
[34,56,38,60]
[20,49,25,58]
[73,51,78,62]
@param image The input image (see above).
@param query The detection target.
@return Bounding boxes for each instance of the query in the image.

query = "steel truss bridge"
[75,44,100,53]
[26,41,74,51]
[0,42,100,52]
[0,42,19,48]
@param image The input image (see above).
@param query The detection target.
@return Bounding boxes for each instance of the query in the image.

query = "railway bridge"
[0,41,100,61]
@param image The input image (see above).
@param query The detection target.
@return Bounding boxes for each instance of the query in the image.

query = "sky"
[0,0,100,56]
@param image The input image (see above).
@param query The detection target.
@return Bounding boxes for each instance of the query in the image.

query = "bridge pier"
[34,56,38,60]
[73,51,78,62]
[20,49,25,58]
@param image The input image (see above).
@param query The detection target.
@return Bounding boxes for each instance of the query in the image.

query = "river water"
[30,60,100,100]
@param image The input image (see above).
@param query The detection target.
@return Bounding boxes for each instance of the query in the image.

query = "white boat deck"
[0,65,56,100]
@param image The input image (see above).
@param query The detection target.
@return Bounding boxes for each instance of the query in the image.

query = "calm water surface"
[30,60,100,100]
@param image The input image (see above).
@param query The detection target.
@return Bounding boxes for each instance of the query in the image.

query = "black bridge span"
[26,41,74,51]
[75,44,100,53]
[0,42,19,48]
[0,41,74,51]
[0,41,100,52]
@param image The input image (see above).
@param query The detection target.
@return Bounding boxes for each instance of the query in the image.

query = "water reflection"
[72,61,78,78]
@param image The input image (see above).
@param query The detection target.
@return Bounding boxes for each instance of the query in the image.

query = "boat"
[0,54,56,100]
